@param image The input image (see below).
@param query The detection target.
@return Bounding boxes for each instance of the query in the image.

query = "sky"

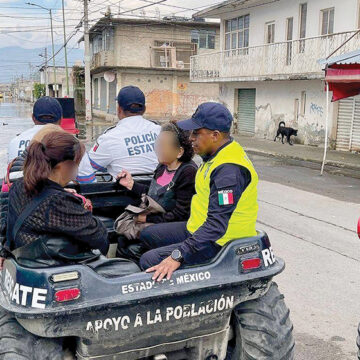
[0,0,222,49]
[0,0,222,82]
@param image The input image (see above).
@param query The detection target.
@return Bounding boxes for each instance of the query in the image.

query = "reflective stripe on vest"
[186,141,258,246]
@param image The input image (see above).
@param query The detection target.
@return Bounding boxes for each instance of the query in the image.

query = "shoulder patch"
[218,190,234,205]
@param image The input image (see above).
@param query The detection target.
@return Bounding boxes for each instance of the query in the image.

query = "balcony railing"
[190,31,360,81]
[91,51,115,69]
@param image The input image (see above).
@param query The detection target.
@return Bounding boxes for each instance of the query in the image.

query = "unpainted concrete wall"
[93,70,220,122]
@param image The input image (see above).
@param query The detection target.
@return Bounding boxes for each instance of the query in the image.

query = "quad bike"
[0,180,295,360]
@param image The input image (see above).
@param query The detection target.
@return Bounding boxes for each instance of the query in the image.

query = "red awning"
[325,64,360,101]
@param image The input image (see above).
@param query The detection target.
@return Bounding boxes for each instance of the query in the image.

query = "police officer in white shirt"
[7,96,62,163]
[77,86,161,183]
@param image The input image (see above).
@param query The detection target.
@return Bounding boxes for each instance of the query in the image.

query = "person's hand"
[83,198,93,212]
[145,256,181,281]
[64,188,77,194]
[116,170,134,190]
[0,257,5,271]
[136,214,147,223]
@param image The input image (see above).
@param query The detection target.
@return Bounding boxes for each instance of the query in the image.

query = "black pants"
[139,221,220,270]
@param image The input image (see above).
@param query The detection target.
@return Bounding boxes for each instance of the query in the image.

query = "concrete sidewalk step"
[234,135,360,172]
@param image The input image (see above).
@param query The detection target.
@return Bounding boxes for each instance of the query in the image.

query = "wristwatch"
[171,249,184,263]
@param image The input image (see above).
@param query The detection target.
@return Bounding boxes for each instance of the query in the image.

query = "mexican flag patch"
[218,190,234,205]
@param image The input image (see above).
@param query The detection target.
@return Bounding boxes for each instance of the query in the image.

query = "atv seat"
[97,216,116,233]
[87,256,141,278]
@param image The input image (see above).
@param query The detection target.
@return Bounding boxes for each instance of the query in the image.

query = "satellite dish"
[104,71,116,82]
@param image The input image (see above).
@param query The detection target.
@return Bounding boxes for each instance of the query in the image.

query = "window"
[300,91,306,116]
[266,22,275,44]
[92,35,103,54]
[225,14,250,53]
[191,29,216,49]
[299,3,307,53]
[294,98,299,122]
[321,8,334,35]
[286,17,293,65]
[102,28,114,51]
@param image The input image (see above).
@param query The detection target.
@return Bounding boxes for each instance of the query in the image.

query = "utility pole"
[49,9,57,97]
[62,0,70,96]
[26,4,57,97]
[44,47,49,96]
[84,0,92,124]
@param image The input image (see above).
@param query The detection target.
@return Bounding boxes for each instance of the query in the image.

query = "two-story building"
[85,16,220,121]
[191,0,360,151]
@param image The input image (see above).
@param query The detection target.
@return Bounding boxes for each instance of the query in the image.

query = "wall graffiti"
[309,102,323,117]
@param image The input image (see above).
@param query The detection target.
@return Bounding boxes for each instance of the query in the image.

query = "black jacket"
[5,179,109,265]
[131,161,197,223]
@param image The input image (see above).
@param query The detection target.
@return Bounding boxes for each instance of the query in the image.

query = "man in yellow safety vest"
[140,102,259,281]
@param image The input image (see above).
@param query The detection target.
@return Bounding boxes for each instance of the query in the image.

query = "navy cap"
[117,86,145,113]
[177,102,233,132]
[33,96,63,123]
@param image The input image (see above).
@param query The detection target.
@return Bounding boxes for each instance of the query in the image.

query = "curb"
[244,148,360,173]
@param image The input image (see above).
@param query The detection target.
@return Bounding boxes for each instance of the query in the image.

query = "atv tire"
[0,308,64,360]
[229,282,295,360]
[356,322,360,360]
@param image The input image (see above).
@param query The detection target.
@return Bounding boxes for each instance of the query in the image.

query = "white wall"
[220,79,337,146]
[220,0,359,48]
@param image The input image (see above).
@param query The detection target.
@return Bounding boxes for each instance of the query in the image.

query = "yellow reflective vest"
[187,141,258,246]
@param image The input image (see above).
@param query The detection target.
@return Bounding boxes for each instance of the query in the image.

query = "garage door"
[336,96,360,152]
[238,89,256,134]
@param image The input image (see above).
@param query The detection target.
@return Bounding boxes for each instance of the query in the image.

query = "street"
[251,154,360,360]
[1,101,360,359]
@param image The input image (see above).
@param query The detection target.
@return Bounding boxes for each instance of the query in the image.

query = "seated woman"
[5,131,109,268]
[116,122,197,259]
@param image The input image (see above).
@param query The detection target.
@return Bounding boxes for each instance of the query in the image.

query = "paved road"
[250,154,360,360]
[0,101,32,174]
[1,101,359,359]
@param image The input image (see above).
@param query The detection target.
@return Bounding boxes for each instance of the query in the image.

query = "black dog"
[274,121,298,145]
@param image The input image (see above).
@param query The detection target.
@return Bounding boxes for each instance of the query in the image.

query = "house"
[191,0,360,151]
[83,16,220,121]
[39,65,79,98]
[39,64,85,114]
[15,79,34,102]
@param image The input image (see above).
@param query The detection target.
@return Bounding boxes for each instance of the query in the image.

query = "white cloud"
[0,0,221,49]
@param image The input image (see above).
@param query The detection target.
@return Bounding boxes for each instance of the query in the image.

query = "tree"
[33,83,45,99]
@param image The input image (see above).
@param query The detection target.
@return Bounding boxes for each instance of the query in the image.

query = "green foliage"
[33,83,45,99]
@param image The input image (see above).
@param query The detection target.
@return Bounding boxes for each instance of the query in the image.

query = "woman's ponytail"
[23,131,85,196]
[23,141,52,195]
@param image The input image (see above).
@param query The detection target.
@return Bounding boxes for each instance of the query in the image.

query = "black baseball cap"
[33,96,63,123]
[177,102,233,132]
[117,86,145,113]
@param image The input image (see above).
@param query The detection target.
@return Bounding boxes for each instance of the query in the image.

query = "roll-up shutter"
[336,96,360,152]
[238,89,256,134]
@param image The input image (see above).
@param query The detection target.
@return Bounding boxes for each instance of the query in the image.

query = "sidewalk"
[233,134,360,173]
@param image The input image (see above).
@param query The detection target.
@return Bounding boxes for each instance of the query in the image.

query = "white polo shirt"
[77,115,161,182]
[7,124,94,183]
[7,125,43,163]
